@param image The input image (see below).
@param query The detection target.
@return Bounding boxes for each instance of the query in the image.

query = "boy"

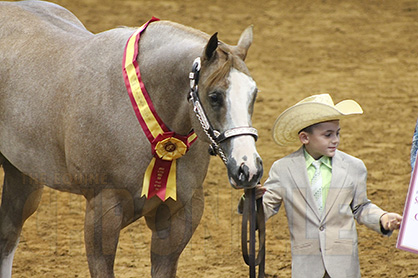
[256,94,402,278]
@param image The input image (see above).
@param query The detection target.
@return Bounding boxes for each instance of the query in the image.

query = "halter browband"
[188,57,258,165]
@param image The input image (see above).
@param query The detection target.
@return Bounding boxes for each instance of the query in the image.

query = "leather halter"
[188,57,258,165]
[189,58,265,278]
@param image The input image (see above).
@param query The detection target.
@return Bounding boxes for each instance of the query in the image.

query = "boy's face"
[299,120,340,160]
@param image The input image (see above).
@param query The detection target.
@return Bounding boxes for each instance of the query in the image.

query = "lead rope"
[242,188,266,278]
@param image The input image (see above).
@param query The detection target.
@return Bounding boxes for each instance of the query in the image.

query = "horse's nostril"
[238,163,250,182]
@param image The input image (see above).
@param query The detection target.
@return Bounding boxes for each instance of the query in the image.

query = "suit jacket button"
[319,226,325,231]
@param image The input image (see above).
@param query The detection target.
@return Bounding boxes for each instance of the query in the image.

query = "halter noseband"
[188,57,258,165]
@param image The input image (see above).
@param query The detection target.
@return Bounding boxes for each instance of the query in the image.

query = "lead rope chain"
[188,57,228,165]
[193,105,228,164]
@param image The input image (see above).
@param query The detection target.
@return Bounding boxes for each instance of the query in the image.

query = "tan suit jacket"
[263,147,388,278]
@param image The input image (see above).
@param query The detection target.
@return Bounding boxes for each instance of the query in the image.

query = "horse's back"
[0,0,90,36]
[0,0,93,77]
[0,1,107,184]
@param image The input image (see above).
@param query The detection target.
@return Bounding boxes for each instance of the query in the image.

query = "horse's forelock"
[204,52,232,89]
[204,46,250,89]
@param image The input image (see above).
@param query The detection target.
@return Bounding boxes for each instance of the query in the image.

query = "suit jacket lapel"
[323,150,349,219]
[288,147,322,219]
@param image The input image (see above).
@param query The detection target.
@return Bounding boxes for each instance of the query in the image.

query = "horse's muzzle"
[227,156,263,189]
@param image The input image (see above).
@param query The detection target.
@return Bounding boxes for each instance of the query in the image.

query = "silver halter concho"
[188,57,258,165]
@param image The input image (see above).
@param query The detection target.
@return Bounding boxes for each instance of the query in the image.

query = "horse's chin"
[229,178,242,189]
[228,177,258,190]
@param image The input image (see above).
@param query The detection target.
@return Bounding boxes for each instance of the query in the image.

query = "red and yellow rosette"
[122,18,197,201]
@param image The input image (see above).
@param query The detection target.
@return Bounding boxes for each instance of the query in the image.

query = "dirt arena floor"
[1,0,418,277]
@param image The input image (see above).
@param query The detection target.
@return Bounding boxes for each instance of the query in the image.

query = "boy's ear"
[298,132,309,144]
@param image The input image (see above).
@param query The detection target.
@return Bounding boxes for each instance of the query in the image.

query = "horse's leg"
[83,189,133,278]
[0,160,43,277]
[146,187,204,278]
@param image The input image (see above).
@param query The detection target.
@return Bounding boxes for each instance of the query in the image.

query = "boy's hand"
[380,212,403,231]
[255,183,266,199]
[237,184,266,214]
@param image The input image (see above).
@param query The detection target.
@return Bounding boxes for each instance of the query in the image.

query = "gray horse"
[0,1,263,277]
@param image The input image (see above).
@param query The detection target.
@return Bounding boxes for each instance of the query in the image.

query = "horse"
[0,1,263,277]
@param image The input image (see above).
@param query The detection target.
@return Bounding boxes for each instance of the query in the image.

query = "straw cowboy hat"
[272,94,363,146]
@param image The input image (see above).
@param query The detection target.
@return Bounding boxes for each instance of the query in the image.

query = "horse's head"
[189,26,263,189]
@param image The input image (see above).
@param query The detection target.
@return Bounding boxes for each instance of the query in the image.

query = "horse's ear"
[204,32,218,61]
[234,25,253,60]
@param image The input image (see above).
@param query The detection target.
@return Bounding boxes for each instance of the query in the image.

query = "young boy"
[257,94,402,278]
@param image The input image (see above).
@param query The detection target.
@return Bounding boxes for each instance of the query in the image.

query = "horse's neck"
[94,23,204,135]
[134,23,206,135]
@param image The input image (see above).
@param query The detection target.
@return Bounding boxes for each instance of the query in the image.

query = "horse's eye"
[208,91,223,107]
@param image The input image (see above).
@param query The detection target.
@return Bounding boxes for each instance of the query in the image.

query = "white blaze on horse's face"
[224,68,262,189]
[227,68,256,125]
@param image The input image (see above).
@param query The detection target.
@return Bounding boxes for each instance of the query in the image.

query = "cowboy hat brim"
[272,99,363,146]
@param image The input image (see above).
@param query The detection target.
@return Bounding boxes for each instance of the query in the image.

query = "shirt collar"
[303,147,332,169]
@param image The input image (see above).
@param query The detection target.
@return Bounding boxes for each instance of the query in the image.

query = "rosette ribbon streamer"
[122,18,197,201]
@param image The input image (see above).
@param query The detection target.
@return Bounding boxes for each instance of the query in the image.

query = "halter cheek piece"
[188,57,258,165]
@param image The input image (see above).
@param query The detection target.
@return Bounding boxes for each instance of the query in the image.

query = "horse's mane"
[159,20,211,41]
[121,20,242,89]
[154,21,241,89]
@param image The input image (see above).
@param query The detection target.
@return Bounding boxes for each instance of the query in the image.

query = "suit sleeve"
[351,159,388,235]
[262,161,284,221]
